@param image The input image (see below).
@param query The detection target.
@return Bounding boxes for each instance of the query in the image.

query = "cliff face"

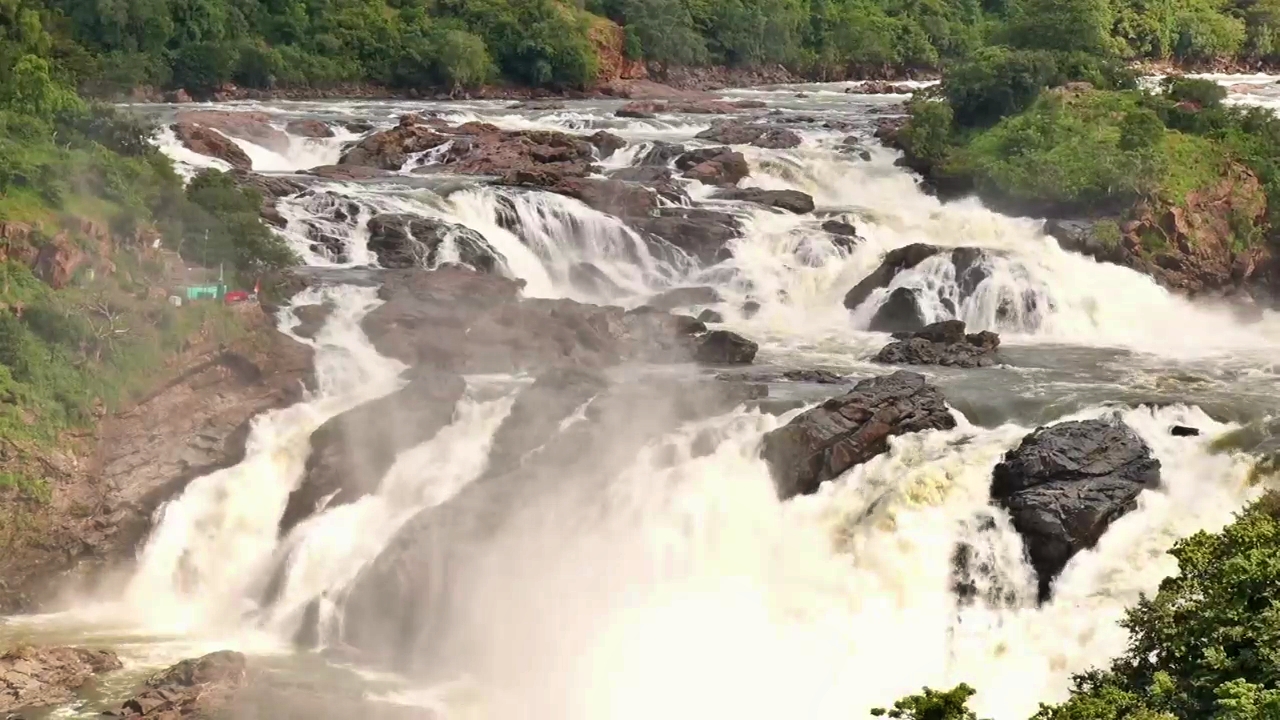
[0,303,314,612]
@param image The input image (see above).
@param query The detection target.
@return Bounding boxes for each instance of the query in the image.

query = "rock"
[339,118,451,170]
[306,164,393,181]
[761,371,956,499]
[741,300,762,318]
[529,176,659,218]
[440,126,597,179]
[840,136,873,160]
[638,141,686,166]
[166,88,193,103]
[568,262,623,297]
[874,320,1001,368]
[675,147,749,186]
[617,99,741,117]
[292,304,333,340]
[32,233,87,289]
[991,419,1161,601]
[1170,425,1201,437]
[627,208,742,265]
[589,130,627,159]
[646,286,722,310]
[694,330,758,365]
[843,243,944,310]
[0,646,122,714]
[697,309,724,323]
[486,367,610,475]
[345,121,376,134]
[695,122,801,149]
[232,170,305,199]
[755,127,802,149]
[107,651,247,718]
[869,287,926,333]
[366,214,504,273]
[279,370,467,534]
[849,81,913,95]
[171,121,252,169]
[286,119,335,138]
[718,369,847,384]
[822,219,861,252]
[175,110,290,153]
[1043,219,1124,264]
[715,188,814,214]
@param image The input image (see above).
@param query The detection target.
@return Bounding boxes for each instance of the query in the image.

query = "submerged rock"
[874,320,1001,368]
[714,188,815,214]
[991,419,1161,602]
[279,370,466,534]
[106,651,247,719]
[1,646,122,714]
[694,330,758,365]
[366,213,505,273]
[761,371,956,499]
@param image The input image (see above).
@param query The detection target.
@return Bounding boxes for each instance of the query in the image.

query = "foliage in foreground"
[878,493,1280,720]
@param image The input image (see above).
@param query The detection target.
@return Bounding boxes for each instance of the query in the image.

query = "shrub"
[169,41,238,93]
[1162,76,1228,108]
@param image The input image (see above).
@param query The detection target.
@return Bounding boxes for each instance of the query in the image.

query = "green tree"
[1005,0,1117,54]
[871,684,987,719]
[622,0,706,76]
[1,55,84,118]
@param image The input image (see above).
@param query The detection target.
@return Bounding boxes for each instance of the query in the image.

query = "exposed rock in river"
[171,121,251,170]
[714,187,815,214]
[366,213,505,272]
[1,646,121,714]
[761,371,956,499]
[991,419,1161,602]
[105,651,247,719]
[695,121,802,149]
[875,320,1001,368]
[675,146,750,186]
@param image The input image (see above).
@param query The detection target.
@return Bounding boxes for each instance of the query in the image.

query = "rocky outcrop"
[339,115,451,169]
[875,320,1001,368]
[869,286,927,333]
[171,121,252,170]
[486,367,610,475]
[628,208,742,264]
[761,371,956,499]
[105,651,247,719]
[291,191,362,263]
[1,646,122,714]
[285,119,335,138]
[845,244,1016,332]
[616,99,760,117]
[695,122,802,149]
[694,330,758,364]
[32,234,87,289]
[366,213,505,273]
[843,243,948,310]
[279,370,467,534]
[231,170,306,227]
[306,164,394,181]
[675,147,750,186]
[589,130,627,159]
[991,419,1161,601]
[714,188,815,214]
[638,141,686,166]
[175,110,290,153]
[360,267,756,375]
[718,369,848,384]
[0,304,315,612]
[291,303,332,340]
[848,81,914,94]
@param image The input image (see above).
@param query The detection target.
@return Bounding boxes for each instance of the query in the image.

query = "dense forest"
[0,0,1279,96]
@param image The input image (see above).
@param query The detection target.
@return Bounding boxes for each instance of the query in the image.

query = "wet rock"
[616,99,742,117]
[232,170,305,228]
[874,320,1001,368]
[286,119,335,138]
[761,371,956,499]
[992,419,1161,602]
[306,164,393,181]
[695,122,801,149]
[694,330,758,365]
[568,262,624,297]
[718,369,847,384]
[106,651,247,719]
[754,127,803,149]
[1170,425,1202,437]
[840,136,873,160]
[339,118,451,170]
[628,208,742,265]
[638,141,686,166]
[487,367,610,475]
[366,213,504,273]
[279,370,467,534]
[0,646,122,714]
[697,308,724,323]
[869,287,926,333]
[843,243,944,310]
[166,88,193,103]
[532,176,659,218]
[292,303,333,340]
[175,110,291,153]
[171,121,252,170]
[589,130,627,159]
[715,188,814,214]
[741,300,762,318]
[441,126,597,179]
[848,81,913,95]
[646,285,722,310]
[675,147,749,186]
[822,219,859,238]
[345,120,376,134]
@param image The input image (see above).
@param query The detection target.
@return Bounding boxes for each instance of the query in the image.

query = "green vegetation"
[881,493,1280,720]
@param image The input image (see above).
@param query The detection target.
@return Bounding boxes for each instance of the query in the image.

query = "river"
[2,76,1279,720]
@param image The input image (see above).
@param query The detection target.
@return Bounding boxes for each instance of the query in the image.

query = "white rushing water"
[11,84,1277,720]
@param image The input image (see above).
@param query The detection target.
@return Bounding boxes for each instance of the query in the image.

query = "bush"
[901,98,956,166]
[169,41,238,93]
[1162,76,1228,108]
[944,47,1062,127]
[233,43,284,89]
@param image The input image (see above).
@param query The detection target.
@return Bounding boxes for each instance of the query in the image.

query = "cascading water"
[6,80,1278,720]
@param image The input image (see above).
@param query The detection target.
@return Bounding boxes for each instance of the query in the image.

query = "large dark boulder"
[761,371,956,499]
[675,147,750,186]
[339,116,451,169]
[638,141,686,166]
[874,320,1001,368]
[628,208,742,264]
[694,330,758,365]
[171,121,252,170]
[869,287,927,333]
[589,130,627,159]
[991,419,1161,601]
[1,646,122,714]
[366,213,504,273]
[843,244,945,310]
[714,188,815,214]
[279,370,467,534]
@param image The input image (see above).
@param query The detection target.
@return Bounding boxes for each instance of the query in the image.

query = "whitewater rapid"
[3,79,1276,720]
